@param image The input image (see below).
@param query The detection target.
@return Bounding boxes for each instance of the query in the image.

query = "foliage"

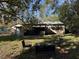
[0,0,29,25]
[0,0,60,25]
[59,0,79,33]
[44,15,59,22]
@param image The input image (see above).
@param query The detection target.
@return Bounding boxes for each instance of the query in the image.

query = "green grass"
[62,34,79,42]
[0,35,23,42]
[0,34,79,59]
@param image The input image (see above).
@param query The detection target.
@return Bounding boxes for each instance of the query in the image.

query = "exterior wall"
[23,25,65,36]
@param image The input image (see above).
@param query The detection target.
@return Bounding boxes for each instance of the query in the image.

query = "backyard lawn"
[0,34,79,59]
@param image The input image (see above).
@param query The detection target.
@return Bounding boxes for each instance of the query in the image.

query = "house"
[11,17,65,36]
[23,21,65,36]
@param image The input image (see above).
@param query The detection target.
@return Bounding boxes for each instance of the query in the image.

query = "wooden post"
[22,40,26,48]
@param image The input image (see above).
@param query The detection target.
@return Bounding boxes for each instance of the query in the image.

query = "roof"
[15,24,22,27]
[43,21,63,24]
[41,21,64,25]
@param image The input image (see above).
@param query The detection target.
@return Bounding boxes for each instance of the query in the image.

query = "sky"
[46,0,65,16]
[34,0,65,16]
[22,0,65,20]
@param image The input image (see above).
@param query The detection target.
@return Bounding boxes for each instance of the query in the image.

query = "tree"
[0,0,59,25]
[0,0,30,24]
[59,0,79,34]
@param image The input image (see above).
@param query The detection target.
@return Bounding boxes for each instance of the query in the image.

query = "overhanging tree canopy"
[0,0,59,24]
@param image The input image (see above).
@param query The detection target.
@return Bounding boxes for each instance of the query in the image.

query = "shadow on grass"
[0,35,23,41]
[14,38,79,59]
[0,34,59,42]
[14,47,57,59]
[23,35,59,40]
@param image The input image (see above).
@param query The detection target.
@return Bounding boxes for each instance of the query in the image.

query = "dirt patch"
[0,41,22,59]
